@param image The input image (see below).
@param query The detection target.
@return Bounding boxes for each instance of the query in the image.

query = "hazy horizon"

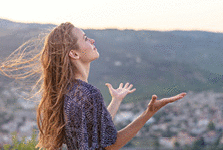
[2,17,223,34]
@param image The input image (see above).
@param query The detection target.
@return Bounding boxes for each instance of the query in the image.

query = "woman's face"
[71,27,99,63]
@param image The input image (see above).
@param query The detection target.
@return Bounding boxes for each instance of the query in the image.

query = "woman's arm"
[106,82,136,120]
[107,97,122,120]
[105,93,187,150]
[106,108,152,150]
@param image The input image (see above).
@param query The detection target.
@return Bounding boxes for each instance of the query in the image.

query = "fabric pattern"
[63,79,117,150]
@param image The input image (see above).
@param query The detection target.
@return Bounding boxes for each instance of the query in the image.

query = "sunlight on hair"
[0,30,51,103]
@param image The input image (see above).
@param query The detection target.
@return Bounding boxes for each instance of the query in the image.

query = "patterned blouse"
[63,79,117,150]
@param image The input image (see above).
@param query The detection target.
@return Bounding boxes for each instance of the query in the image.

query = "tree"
[174,141,180,149]
[192,137,205,150]
[207,121,216,131]
[153,136,160,150]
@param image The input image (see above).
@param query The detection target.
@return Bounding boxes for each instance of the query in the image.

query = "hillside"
[0,18,223,149]
[0,19,223,103]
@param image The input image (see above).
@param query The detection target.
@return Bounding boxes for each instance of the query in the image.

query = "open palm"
[105,82,136,100]
[147,93,187,114]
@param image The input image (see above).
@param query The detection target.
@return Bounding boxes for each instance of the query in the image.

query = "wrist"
[112,97,123,102]
[144,109,155,120]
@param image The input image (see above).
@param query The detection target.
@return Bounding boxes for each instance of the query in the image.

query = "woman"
[1,22,186,150]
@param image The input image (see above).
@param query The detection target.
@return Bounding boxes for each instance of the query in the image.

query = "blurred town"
[0,85,222,149]
[0,18,223,149]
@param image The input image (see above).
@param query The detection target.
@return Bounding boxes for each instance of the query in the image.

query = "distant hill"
[84,29,223,74]
[0,18,56,30]
[0,18,222,103]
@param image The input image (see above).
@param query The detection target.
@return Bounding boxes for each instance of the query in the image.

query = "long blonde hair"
[1,22,80,149]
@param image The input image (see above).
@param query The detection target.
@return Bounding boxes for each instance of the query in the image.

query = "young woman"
[1,22,186,150]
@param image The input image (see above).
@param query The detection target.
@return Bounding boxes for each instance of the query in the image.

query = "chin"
[95,56,100,60]
[92,55,99,61]
[95,53,100,59]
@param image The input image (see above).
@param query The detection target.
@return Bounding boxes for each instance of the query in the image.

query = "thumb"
[148,95,157,111]
[151,95,157,103]
[105,83,113,89]
[148,95,157,106]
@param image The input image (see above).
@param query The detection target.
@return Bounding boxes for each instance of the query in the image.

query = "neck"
[73,62,91,83]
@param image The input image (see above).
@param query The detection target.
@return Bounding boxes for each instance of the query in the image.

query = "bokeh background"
[0,0,223,149]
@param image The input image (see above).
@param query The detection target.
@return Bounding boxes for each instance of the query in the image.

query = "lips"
[92,43,97,50]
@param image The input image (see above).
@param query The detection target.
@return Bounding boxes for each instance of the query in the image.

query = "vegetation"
[207,121,216,131]
[3,130,38,150]
[1,130,70,150]
[174,141,180,149]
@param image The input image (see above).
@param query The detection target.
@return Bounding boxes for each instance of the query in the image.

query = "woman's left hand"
[146,93,187,115]
[105,82,136,101]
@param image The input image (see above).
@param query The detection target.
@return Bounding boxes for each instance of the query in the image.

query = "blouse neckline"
[76,78,89,85]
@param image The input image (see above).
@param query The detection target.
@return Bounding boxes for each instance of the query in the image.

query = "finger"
[174,92,186,97]
[105,83,110,88]
[128,88,136,93]
[119,83,123,89]
[149,95,157,106]
[179,92,187,97]
[148,95,157,111]
[124,82,129,88]
[166,93,186,103]
[174,92,187,99]
[105,83,114,90]
[151,95,157,104]
[127,84,133,90]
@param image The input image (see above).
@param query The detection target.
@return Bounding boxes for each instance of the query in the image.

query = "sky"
[1,0,223,32]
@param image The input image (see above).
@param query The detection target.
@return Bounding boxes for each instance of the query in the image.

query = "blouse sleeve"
[67,89,117,150]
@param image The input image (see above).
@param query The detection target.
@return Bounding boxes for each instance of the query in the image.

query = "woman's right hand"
[105,82,136,101]
[146,93,187,116]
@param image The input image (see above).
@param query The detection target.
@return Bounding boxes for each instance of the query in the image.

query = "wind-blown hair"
[0,22,79,149]
[36,22,79,149]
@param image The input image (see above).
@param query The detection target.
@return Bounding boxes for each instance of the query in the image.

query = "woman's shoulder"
[65,79,101,100]
[64,79,104,114]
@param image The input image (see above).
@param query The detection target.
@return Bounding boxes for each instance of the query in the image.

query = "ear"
[69,50,80,60]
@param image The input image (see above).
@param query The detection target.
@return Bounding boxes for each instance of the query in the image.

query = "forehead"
[72,27,85,39]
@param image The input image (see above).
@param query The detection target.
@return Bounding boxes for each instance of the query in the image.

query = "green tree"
[207,121,216,131]
[192,137,205,150]
[174,141,180,149]
[153,136,160,150]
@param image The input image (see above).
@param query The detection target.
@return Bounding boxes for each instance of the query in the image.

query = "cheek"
[81,49,87,55]
[79,42,92,53]
[79,43,86,52]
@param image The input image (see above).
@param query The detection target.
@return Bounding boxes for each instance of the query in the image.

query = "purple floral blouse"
[63,79,117,150]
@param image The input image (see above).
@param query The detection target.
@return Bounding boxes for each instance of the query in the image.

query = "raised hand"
[146,93,187,115]
[105,82,136,101]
